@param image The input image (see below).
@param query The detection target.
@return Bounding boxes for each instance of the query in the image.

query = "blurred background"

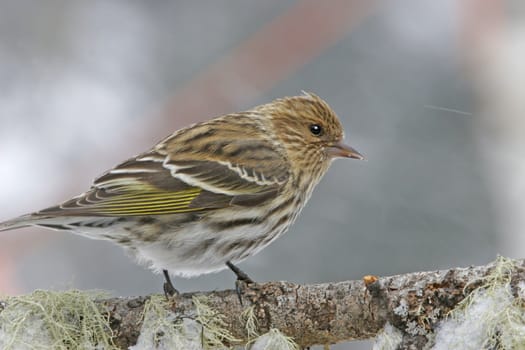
[1,1,524,349]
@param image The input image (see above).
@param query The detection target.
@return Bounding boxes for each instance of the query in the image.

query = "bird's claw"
[234,278,259,306]
[226,261,258,305]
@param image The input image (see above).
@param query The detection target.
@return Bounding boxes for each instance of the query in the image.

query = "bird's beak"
[327,142,364,160]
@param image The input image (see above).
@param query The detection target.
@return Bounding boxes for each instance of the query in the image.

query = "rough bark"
[2,259,524,349]
[92,258,525,349]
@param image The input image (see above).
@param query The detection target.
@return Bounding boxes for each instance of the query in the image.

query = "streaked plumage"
[0,92,362,279]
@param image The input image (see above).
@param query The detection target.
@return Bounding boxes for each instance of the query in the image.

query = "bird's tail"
[0,213,85,233]
[0,214,38,232]
[1,213,127,240]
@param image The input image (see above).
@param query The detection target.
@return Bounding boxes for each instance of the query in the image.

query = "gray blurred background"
[1,1,524,349]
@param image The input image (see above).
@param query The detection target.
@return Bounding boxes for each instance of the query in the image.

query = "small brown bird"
[0,92,363,294]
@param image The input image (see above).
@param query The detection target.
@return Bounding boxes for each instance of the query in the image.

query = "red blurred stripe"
[157,0,377,130]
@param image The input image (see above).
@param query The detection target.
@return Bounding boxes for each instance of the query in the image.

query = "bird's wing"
[159,115,291,194]
[37,121,290,217]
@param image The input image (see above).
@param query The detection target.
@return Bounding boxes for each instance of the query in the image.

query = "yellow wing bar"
[86,187,203,216]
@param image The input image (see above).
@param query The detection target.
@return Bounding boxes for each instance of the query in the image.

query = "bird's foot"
[226,261,258,305]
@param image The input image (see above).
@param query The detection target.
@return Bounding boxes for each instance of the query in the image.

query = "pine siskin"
[0,92,363,294]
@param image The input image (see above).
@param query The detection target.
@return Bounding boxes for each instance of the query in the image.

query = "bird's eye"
[309,124,323,136]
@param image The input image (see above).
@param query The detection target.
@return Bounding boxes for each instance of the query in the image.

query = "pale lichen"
[433,256,525,350]
[131,294,241,350]
[193,295,240,348]
[249,328,299,350]
[373,323,403,350]
[130,295,191,350]
[239,305,259,341]
[0,289,115,350]
[393,299,408,319]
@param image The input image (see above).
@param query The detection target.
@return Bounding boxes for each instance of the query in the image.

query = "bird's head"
[259,92,363,183]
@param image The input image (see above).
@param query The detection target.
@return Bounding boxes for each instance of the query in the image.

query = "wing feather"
[37,115,290,217]
[160,115,290,195]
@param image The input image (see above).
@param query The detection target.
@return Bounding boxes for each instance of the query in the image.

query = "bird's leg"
[226,261,255,305]
[163,269,179,298]
[226,261,254,283]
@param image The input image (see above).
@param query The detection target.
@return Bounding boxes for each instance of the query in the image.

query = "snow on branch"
[1,257,524,349]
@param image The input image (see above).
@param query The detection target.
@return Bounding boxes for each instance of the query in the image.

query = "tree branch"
[2,257,524,349]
